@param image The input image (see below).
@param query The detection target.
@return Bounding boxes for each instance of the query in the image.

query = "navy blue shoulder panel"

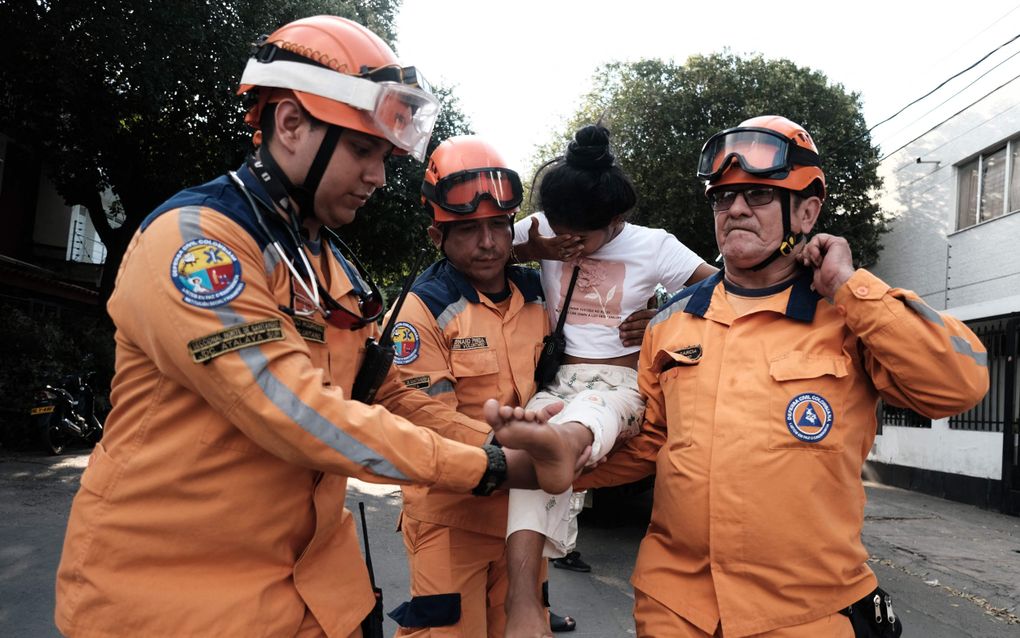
[507,265,544,303]
[657,270,723,318]
[411,260,465,319]
[139,172,270,250]
[411,261,543,319]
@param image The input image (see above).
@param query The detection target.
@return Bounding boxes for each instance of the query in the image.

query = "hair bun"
[565,124,614,169]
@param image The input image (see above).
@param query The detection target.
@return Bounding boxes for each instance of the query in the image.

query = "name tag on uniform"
[188,319,284,363]
[451,336,488,350]
[403,375,431,390]
[293,316,326,343]
[675,344,702,361]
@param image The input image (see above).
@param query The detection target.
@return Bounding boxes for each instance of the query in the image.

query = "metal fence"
[949,316,1019,433]
[881,403,931,428]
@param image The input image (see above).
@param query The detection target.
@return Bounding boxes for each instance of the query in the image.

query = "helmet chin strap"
[248,124,345,231]
[750,189,802,272]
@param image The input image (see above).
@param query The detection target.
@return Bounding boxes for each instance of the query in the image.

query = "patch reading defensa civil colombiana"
[171,239,245,308]
[785,393,834,443]
[391,321,421,365]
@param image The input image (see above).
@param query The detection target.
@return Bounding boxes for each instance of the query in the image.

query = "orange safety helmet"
[699,115,826,200]
[237,15,439,161]
[422,136,524,224]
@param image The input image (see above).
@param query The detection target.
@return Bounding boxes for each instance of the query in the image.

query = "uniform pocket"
[450,348,499,378]
[79,443,124,498]
[653,349,701,449]
[768,352,849,452]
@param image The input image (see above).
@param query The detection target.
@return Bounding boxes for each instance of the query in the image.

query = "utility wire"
[923,3,1020,73]
[879,72,1020,161]
[887,47,1020,172]
[834,31,1020,153]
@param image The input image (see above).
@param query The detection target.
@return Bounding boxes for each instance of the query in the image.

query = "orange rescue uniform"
[578,268,988,637]
[387,259,548,636]
[55,168,491,638]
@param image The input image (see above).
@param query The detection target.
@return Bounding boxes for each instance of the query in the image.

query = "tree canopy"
[0,0,465,298]
[531,53,887,268]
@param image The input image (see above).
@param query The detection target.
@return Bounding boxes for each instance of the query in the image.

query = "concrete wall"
[871,420,1002,480]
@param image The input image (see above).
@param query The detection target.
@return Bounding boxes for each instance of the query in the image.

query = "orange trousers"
[634,588,855,638]
[395,518,508,637]
[295,607,363,637]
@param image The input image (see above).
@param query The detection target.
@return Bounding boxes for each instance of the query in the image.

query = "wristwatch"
[472,444,508,496]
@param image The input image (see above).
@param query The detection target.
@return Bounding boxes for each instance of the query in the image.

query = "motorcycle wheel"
[41,417,72,455]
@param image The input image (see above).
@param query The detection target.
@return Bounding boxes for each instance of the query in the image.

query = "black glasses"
[708,186,778,212]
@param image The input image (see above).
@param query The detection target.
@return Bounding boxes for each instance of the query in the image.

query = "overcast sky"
[395,0,1020,173]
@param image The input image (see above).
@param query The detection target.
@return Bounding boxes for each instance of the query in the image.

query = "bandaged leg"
[538,364,643,462]
[507,365,644,557]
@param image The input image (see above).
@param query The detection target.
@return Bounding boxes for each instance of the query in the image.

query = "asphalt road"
[1,450,1017,637]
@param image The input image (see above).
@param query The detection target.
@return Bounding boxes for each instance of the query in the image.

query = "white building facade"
[867,81,1020,515]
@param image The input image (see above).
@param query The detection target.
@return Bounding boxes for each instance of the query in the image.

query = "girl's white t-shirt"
[513,212,704,358]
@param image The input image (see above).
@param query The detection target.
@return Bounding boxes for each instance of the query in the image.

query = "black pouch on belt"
[839,586,903,637]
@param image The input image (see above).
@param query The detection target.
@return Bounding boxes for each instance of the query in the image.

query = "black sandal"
[551,551,591,573]
[550,611,576,633]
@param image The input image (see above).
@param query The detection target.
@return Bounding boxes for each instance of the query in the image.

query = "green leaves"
[0,0,422,298]
[534,53,887,267]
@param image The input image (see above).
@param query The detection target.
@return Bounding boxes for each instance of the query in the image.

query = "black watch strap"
[472,444,508,496]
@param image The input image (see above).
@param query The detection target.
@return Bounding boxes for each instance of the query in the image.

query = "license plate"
[30,405,55,415]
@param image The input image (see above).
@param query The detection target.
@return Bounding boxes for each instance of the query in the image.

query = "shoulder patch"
[172,239,245,308]
[188,319,284,363]
[392,321,421,365]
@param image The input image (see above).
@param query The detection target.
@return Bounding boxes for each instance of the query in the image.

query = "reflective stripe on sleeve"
[437,297,468,331]
[178,208,409,481]
[649,295,693,330]
[425,379,454,397]
[951,335,988,366]
[904,298,944,326]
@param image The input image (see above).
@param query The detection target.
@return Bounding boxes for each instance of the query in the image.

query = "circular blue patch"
[391,322,421,365]
[171,239,245,308]
[785,393,834,443]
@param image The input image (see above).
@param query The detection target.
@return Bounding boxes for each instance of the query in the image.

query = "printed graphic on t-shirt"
[559,258,625,326]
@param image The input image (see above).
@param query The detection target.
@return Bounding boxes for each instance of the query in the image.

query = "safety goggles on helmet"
[422,167,524,215]
[697,127,821,183]
[239,47,440,161]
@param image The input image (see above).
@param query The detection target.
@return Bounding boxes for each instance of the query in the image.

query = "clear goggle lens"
[370,82,440,162]
[697,128,793,181]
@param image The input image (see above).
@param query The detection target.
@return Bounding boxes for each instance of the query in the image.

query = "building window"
[957,138,1020,230]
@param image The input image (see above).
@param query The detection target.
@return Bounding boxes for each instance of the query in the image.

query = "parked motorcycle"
[30,372,104,455]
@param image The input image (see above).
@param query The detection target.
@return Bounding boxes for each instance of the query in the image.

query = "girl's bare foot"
[483,400,591,494]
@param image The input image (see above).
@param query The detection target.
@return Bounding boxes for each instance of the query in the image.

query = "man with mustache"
[498,115,989,637]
